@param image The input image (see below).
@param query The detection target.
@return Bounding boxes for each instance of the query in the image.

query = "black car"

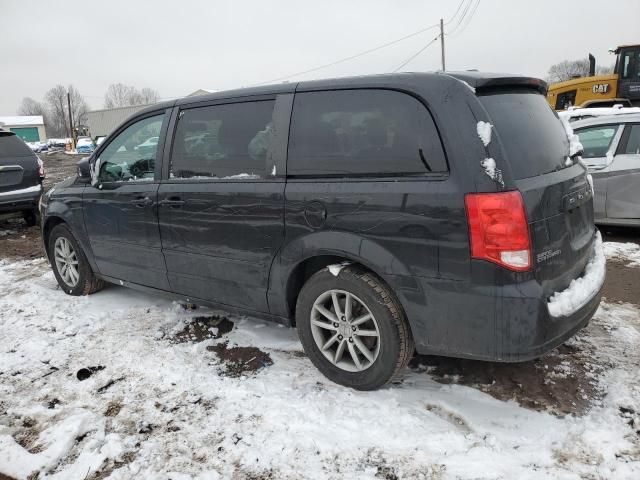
[40,72,604,390]
[0,131,44,226]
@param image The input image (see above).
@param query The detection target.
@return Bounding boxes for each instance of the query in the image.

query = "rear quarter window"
[0,133,34,158]
[288,89,447,177]
[479,90,569,180]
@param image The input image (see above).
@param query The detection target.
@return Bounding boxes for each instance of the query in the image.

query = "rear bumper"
[393,235,604,362]
[0,184,42,213]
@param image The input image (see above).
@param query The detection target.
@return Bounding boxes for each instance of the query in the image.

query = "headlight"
[39,186,54,210]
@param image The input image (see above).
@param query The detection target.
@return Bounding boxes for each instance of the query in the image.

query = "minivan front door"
[157,96,291,312]
[575,123,623,222]
[606,124,640,220]
[83,111,171,290]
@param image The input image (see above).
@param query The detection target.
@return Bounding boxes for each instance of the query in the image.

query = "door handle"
[159,197,185,208]
[130,196,154,207]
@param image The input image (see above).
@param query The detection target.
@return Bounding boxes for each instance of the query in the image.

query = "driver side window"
[97,113,165,183]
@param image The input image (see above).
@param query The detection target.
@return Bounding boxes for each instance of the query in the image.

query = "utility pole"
[66,91,75,149]
[440,18,446,71]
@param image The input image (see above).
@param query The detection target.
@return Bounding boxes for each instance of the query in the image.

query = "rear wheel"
[296,266,414,390]
[22,209,37,227]
[48,224,104,296]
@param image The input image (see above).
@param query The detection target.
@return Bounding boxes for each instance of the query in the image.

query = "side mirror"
[77,157,91,181]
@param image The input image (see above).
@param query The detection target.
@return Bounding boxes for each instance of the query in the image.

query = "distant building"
[85,104,150,139]
[0,116,46,142]
[188,89,216,97]
[85,89,216,139]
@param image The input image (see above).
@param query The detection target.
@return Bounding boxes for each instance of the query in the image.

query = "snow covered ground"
[603,242,640,268]
[0,249,639,479]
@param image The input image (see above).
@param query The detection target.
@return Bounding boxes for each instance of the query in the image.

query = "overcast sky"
[1,0,638,114]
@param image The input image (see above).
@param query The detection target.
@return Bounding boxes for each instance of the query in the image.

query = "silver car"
[573,113,640,227]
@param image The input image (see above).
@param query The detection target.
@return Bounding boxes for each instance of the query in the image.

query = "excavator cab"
[615,45,640,104]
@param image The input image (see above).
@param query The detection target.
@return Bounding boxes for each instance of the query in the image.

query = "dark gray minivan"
[40,72,604,390]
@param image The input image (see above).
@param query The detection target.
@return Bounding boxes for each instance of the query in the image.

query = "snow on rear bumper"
[547,232,605,318]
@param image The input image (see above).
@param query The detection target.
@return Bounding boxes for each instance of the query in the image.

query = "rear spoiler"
[445,72,548,95]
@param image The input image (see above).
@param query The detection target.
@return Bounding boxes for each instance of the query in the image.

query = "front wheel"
[48,224,104,296]
[296,266,414,390]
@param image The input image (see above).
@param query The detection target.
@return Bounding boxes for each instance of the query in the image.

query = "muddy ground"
[1,151,639,417]
[0,151,79,259]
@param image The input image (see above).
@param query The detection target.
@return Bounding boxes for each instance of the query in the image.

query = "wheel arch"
[42,216,67,256]
[42,214,99,274]
[269,232,414,328]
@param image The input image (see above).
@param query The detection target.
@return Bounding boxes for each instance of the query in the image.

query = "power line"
[444,0,468,26]
[253,22,442,86]
[449,0,481,38]
[392,36,440,72]
[390,0,471,74]
[446,0,473,37]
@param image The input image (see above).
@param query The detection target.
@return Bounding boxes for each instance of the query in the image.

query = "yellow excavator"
[547,44,640,110]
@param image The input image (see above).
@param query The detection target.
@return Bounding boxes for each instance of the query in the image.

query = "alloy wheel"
[54,237,80,287]
[310,289,381,372]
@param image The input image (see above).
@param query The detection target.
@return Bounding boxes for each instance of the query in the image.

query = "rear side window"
[479,90,569,179]
[0,133,34,158]
[288,89,447,176]
[575,125,619,158]
[170,100,275,179]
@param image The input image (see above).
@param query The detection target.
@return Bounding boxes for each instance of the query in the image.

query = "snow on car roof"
[0,115,44,126]
[558,106,640,121]
[570,112,640,129]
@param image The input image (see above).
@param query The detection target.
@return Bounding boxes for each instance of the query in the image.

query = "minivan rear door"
[479,89,596,297]
[157,95,291,313]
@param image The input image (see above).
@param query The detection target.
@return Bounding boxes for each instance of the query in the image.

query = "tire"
[296,266,414,390]
[48,224,104,296]
[22,209,37,227]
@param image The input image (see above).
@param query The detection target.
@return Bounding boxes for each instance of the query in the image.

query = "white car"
[135,136,159,150]
[573,113,640,227]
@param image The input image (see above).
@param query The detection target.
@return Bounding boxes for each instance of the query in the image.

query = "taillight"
[464,191,531,272]
[37,156,45,179]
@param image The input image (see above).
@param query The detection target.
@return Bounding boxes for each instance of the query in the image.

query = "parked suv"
[1,131,45,226]
[572,113,640,227]
[40,72,604,390]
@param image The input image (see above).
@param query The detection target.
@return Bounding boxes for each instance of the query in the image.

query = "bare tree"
[139,87,160,105]
[104,83,159,108]
[44,84,89,137]
[68,85,89,127]
[44,85,69,137]
[547,58,591,83]
[596,64,615,75]
[18,97,47,116]
[17,97,54,136]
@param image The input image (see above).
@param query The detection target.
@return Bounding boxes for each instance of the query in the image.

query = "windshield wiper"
[419,148,432,172]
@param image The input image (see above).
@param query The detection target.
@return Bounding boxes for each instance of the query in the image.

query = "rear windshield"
[479,89,569,179]
[0,133,34,158]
